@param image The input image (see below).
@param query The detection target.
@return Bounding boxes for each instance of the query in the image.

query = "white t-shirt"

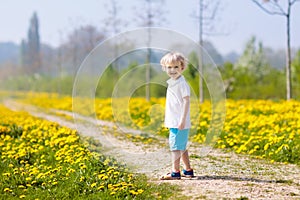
[165,75,191,129]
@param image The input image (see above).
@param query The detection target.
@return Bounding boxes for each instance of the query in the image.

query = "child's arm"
[178,96,190,130]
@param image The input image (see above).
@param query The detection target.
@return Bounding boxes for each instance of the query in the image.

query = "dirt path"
[4,100,300,200]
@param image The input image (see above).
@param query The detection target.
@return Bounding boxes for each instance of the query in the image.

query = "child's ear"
[181,64,184,70]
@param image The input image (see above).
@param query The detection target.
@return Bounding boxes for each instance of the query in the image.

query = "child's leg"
[181,150,192,170]
[160,150,181,180]
[171,150,181,172]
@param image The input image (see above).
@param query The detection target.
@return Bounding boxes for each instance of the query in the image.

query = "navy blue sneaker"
[182,169,194,178]
[160,171,181,180]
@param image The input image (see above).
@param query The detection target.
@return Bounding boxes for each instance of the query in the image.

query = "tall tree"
[103,0,127,35]
[134,0,167,101]
[102,0,127,76]
[192,0,222,103]
[251,0,300,100]
[27,12,41,72]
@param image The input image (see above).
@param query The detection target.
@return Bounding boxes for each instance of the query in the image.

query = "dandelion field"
[1,91,300,198]
[0,102,175,199]
[14,92,300,165]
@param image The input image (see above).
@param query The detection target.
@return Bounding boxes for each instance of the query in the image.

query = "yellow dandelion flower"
[2,172,11,177]
[97,185,105,190]
[129,190,138,195]
[138,189,144,194]
[79,176,85,182]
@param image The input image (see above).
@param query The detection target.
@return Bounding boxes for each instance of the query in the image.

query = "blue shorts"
[169,128,189,151]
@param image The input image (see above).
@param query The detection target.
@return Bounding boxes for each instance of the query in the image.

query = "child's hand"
[178,121,185,130]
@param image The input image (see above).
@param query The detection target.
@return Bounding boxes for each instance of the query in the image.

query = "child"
[160,52,194,180]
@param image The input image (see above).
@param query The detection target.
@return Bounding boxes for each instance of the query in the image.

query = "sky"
[1,0,300,55]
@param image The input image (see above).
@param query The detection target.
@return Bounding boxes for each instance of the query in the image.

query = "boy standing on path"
[160,52,194,180]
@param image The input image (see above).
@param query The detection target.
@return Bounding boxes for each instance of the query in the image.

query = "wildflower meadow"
[12,92,300,165]
[1,91,300,199]
[0,100,174,199]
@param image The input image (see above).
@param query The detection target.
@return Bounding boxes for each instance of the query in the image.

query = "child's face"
[165,63,184,80]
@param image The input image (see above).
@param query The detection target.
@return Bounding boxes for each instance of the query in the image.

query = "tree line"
[0,0,299,100]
